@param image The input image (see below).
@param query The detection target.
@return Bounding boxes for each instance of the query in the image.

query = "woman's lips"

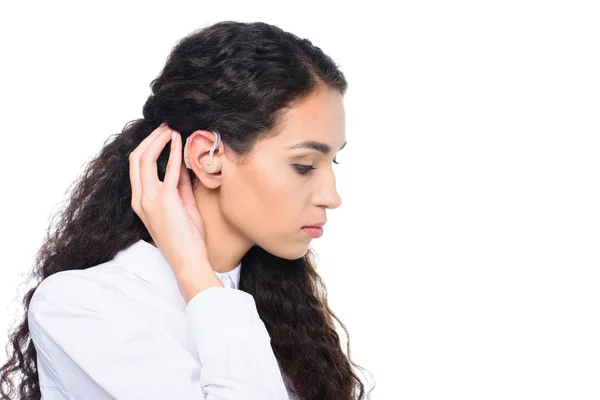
[301,227,324,238]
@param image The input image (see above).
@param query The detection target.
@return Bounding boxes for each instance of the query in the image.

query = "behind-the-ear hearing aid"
[183,130,222,173]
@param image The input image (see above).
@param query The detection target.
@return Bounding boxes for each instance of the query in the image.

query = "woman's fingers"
[129,122,169,211]
[178,155,195,206]
[139,127,174,197]
[163,130,182,189]
[135,122,169,155]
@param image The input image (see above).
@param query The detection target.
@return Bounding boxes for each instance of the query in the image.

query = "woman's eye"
[294,164,315,175]
[333,157,341,165]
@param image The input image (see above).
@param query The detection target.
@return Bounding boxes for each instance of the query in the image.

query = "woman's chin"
[262,241,310,261]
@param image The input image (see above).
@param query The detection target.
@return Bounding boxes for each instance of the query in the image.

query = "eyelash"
[294,158,341,176]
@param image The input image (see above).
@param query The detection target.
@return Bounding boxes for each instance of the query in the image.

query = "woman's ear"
[184,130,224,189]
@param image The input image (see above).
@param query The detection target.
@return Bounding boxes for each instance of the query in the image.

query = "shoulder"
[29,260,124,320]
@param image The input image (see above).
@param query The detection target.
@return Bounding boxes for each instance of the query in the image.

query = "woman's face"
[220,87,346,260]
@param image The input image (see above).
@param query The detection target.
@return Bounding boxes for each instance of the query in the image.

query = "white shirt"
[27,239,294,400]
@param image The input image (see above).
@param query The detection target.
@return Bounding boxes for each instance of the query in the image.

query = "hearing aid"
[183,130,222,173]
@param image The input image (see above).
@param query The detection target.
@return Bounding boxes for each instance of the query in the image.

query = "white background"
[1,1,599,399]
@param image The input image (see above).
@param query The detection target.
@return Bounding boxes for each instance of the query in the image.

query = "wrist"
[176,261,224,304]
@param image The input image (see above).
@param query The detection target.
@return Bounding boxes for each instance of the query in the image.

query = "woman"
[0,20,374,400]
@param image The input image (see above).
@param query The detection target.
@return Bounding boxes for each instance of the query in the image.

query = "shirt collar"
[113,239,242,295]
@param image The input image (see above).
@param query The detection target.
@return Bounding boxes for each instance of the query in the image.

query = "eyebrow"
[287,140,347,155]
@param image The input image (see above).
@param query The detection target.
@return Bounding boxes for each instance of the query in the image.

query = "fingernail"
[171,130,177,140]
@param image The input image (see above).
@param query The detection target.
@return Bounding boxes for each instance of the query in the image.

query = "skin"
[151,87,346,274]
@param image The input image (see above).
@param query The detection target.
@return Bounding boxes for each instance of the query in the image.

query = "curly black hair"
[1,20,375,400]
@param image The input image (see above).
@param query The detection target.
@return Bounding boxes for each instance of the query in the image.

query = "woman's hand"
[128,122,223,302]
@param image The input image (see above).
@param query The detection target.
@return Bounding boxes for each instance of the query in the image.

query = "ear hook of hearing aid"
[183,130,222,173]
